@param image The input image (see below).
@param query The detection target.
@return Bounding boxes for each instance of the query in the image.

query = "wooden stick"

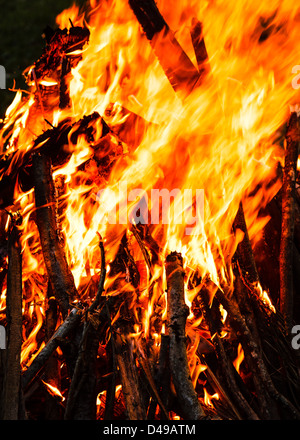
[280,112,300,331]
[22,307,82,389]
[165,251,208,420]
[232,201,260,286]
[32,152,78,317]
[215,286,300,419]
[64,319,100,420]
[88,235,106,313]
[104,300,117,421]
[114,333,146,420]
[44,294,62,419]
[233,275,278,419]
[135,343,169,419]
[197,280,260,420]
[147,333,170,420]
[1,221,23,419]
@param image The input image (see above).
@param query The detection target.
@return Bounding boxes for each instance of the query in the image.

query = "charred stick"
[157,334,170,419]
[22,307,82,390]
[88,235,106,313]
[32,152,78,317]
[44,294,62,419]
[198,281,259,420]
[104,300,117,421]
[233,274,278,419]
[215,287,300,419]
[200,355,242,420]
[65,290,118,420]
[135,344,169,419]
[280,112,300,331]
[59,56,71,110]
[131,224,153,278]
[129,0,202,97]
[190,18,210,79]
[232,202,260,286]
[114,333,147,420]
[64,318,100,420]
[1,220,23,420]
[165,252,208,420]
[147,333,170,420]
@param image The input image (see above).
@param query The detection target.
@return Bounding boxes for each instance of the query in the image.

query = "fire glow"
[0,0,300,421]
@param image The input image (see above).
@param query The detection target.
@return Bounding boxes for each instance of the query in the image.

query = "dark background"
[0,0,86,117]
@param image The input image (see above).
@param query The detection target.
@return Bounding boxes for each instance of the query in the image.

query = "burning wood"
[1,0,300,422]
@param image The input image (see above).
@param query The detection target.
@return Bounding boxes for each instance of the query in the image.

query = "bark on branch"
[32,152,78,317]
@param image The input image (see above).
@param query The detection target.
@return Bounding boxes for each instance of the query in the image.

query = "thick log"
[1,222,23,420]
[32,152,78,317]
[165,252,208,420]
[280,112,300,331]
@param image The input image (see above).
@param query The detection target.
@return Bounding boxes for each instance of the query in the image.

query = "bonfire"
[0,0,300,421]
